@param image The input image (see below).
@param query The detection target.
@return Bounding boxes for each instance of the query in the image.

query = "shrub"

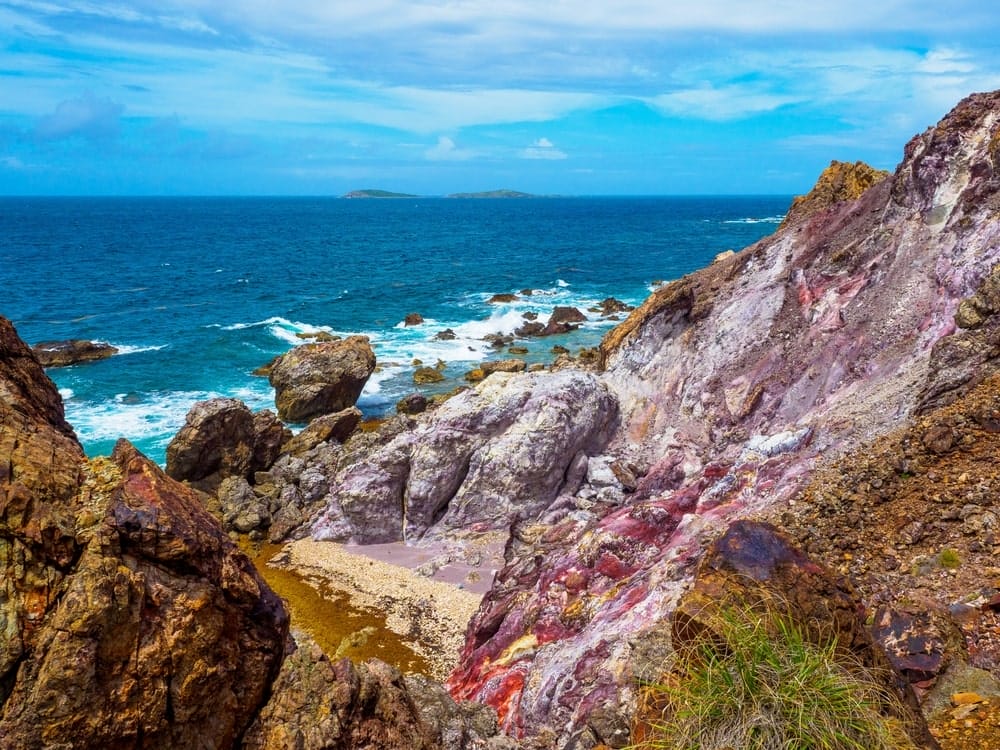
[631,606,917,750]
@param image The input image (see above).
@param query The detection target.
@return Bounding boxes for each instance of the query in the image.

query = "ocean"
[1,196,789,464]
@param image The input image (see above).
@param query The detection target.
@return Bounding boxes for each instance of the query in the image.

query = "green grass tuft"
[630,606,917,750]
[937,548,961,570]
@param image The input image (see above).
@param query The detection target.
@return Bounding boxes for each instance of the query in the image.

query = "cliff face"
[0,317,291,749]
[449,91,1000,743]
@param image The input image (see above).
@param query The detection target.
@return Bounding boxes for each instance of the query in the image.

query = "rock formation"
[309,370,618,544]
[165,397,291,491]
[31,338,118,367]
[780,159,890,228]
[269,335,376,422]
[445,91,1000,743]
[0,317,290,749]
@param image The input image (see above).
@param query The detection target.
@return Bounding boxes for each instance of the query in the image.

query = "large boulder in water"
[31,339,118,367]
[268,336,376,422]
[165,398,291,491]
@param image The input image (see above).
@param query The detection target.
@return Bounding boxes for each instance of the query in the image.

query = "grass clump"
[631,607,917,750]
[937,548,961,570]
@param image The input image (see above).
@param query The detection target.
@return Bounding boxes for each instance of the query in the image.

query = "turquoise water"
[1,196,788,463]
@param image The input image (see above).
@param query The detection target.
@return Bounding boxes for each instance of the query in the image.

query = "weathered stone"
[0,322,289,750]
[269,336,376,422]
[488,293,518,304]
[415,366,447,384]
[280,407,362,456]
[780,159,890,229]
[244,636,438,750]
[405,312,425,326]
[165,398,289,492]
[30,339,118,367]
[310,370,618,543]
[397,392,429,415]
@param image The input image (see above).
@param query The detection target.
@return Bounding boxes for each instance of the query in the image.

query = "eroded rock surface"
[448,91,1000,743]
[310,369,618,544]
[0,317,290,750]
[269,335,376,422]
[165,397,291,491]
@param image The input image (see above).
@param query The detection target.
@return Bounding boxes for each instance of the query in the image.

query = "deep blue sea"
[1,196,789,464]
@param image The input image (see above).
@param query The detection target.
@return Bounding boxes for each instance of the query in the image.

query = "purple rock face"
[446,92,1000,742]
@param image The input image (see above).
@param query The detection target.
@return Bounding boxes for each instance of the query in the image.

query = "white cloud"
[648,85,799,121]
[424,135,476,161]
[521,137,567,160]
[34,93,123,141]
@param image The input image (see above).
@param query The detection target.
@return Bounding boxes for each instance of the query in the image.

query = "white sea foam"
[64,384,274,457]
[556,279,570,287]
[110,343,169,355]
[58,387,74,400]
[722,216,785,224]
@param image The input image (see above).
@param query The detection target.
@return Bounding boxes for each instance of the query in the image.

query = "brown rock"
[480,359,527,376]
[405,313,425,326]
[780,160,890,229]
[165,399,291,492]
[280,406,362,455]
[488,293,518,303]
[269,336,376,422]
[396,392,429,415]
[244,637,437,750]
[1,315,289,749]
[434,328,458,341]
[414,366,446,384]
[31,339,118,367]
[542,306,586,336]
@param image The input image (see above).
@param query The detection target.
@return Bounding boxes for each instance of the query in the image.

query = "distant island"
[341,189,419,199]
[446,189,536,199]
[341,188,539,199]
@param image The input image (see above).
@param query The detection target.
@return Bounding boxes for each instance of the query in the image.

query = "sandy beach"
[270,538,501,680]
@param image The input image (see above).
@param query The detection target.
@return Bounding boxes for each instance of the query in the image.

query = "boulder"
[280,406,362,456]
[434,328,458,341]
[480,359,526,375]
[488,293,518,303]
[31,339,118,367]
[542,306,587,336]
[165,398,291,491]
[269,336,376,422]
[513,321,544,337]
[397,392,430,415]
[414,366,446,384]
[310,369,618,543]
[404,313,425,326]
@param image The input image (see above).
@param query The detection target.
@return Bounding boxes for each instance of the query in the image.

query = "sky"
[1,1,998,196]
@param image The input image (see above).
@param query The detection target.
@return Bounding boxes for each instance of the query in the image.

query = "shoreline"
[268,538,492,681]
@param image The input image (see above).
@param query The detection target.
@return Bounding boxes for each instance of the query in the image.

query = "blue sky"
[1,1,998,195]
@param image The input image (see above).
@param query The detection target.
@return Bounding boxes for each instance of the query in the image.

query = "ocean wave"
[63,385,274,454]
[722,215,785,224]
[58,387,74,400]
[110,343,169,355]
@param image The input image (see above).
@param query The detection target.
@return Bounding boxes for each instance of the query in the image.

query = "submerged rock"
[269,335,376,422]
[31,338,118,367]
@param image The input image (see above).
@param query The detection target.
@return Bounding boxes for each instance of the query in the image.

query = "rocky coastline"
[3,90,1000,748]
